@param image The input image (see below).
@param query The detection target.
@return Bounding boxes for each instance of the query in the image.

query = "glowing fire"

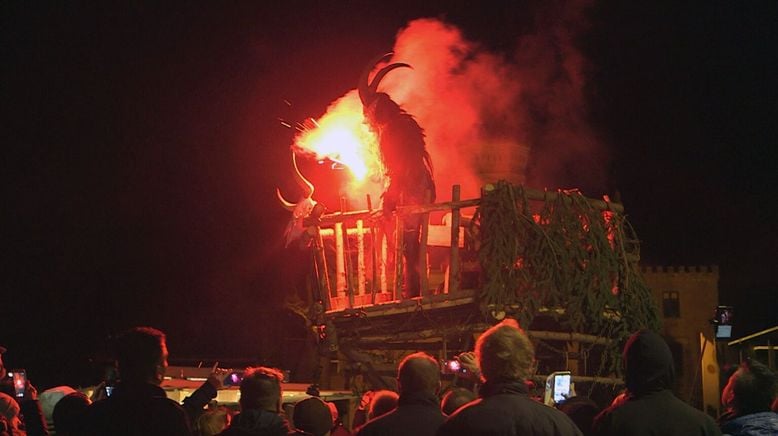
[294,93,383,185]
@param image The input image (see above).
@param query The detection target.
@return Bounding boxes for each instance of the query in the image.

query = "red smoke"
[294,4,605,209]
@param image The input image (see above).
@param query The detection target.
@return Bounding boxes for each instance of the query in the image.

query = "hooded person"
[218,367,292,436]
[592,330,721,436]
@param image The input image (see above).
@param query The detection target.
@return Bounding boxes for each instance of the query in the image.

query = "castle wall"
[640,265,719,411]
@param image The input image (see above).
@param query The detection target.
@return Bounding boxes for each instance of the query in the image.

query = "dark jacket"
[592,330,721,436]
[78,382,190,436]
[19,399,48,436]
[217,409,292,436]
[356,391,444,436]
[182,379,217,427]
[720,411,778,436]
[437,380,582,436]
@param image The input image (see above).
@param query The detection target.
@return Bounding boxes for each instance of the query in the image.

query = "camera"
[713,306,734,339]
[441,359,468,375]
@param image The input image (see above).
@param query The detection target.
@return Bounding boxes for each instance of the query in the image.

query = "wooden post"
[357,219,366,298]
[335,222,346,301]
[341,197,355,309]
[394,194,404,301]
[367,195,378,305]
[449,185,461,294]
[419,190,431,297]
[313,228,332,310]
[381,232,388,294]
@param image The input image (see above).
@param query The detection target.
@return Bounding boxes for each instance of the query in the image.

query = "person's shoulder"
[355,408,406,436]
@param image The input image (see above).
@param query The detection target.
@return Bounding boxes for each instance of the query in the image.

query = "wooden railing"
[312,184,623,312]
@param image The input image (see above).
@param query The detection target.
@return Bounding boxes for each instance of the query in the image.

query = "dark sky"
[3,1,776,388]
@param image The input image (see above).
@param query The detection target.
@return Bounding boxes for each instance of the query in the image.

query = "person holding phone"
[80,327,191,436]
[437,319,582,436]
[0,346,49,435]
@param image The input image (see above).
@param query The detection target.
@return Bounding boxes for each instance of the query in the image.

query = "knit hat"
[293,397,333,436]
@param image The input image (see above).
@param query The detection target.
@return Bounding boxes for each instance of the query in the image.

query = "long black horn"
[358,53,411,106]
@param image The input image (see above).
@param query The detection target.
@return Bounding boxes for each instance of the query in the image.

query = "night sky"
[4,1,776,388]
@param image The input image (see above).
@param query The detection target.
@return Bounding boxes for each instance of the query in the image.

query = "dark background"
[3,1,776,388]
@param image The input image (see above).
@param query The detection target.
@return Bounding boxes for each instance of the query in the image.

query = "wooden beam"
[317,186,624,226]
[449,185,461,294]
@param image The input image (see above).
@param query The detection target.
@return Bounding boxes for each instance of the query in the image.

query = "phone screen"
[13,371,27,398]
[553,374,571,403]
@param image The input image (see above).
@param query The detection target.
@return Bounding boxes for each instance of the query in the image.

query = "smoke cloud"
[380,7,605,200]
[297,3,605,209]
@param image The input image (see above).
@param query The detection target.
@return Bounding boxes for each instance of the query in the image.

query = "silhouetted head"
[476,319,535,382]
[397,352,440,396]
[239,367,284,413]
[367,390,399,419]
[293,397,333,436]
[622,330,674,396]
[115,327,168,385]
[441,388,476,416]
[722,358,778,416]
[52,391,91,436]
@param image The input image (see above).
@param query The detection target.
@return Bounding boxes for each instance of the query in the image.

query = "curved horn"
[292,152,314,199]
[276,188,296,211]
[358,53,412,106]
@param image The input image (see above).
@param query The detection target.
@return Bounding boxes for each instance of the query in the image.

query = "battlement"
[641,265,719,275]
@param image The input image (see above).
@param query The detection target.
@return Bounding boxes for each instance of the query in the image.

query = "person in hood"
[718,358,778,436]
[218,367,292,436]
[592,329,721,436]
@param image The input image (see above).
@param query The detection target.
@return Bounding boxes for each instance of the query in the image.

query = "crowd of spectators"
[1,322,776,436]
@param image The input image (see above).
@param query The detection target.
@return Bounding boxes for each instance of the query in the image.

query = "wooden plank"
[449,185,461,294]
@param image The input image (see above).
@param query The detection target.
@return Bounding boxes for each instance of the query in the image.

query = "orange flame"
[293,92,385,205]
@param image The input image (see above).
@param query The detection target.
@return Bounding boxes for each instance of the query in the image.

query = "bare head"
[397,352,440,396]
[476,319,535,382]
[722,358,778,416]
[239,367,285,413]
[115,327,168,385]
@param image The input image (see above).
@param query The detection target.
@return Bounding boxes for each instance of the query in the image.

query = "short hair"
[115,327,166,382]
[397,352,440,395]
[52,392,91,435]
[476,319,535,382]
[441,388,476,416]
[240,367,284,412]
[195,407,230,436]
[368,390,399,419]
[731,359,778,415]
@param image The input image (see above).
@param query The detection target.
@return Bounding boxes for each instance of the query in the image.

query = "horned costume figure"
[276,152,326,248]
[359,53,435,298]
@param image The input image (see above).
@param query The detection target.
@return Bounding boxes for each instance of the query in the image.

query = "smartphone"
[544,371,571,404]
[223,370,244,386]
[552,372,571,403]
[441,359,468,375]
[12,369,27,398]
